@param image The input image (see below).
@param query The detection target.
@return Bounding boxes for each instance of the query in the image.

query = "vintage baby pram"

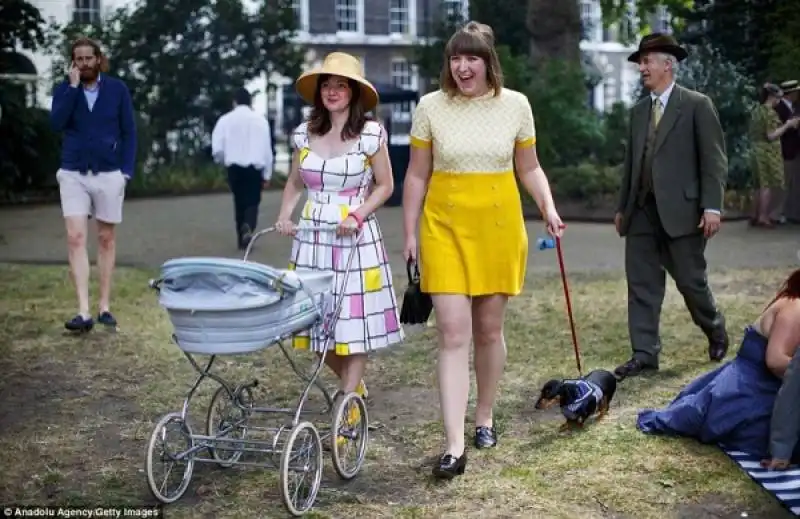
[143,225,369,517]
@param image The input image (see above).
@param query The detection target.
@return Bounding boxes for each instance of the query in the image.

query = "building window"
[389,0,409,34]
[619,0,637,41]
[336,0,360,32]
[391,59,415,123]
[580,0,593,41]
[290,0,301,29]
[442,0,466,21]
[655,5,671,33]
[73,0,102,25]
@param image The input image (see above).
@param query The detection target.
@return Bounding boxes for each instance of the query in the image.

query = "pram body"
[157,257,334,355]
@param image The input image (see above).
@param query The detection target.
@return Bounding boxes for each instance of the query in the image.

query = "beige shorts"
[56,169,127,224]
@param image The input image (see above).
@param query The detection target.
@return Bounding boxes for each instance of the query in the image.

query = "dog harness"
[562,379,604,421]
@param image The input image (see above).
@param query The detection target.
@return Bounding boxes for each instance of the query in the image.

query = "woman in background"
[749,83,799,228]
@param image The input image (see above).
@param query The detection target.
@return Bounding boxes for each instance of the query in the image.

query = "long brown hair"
[307,74,370,140]
[70,36,109,73]
[767,268,800,308]
[439,21,504,97]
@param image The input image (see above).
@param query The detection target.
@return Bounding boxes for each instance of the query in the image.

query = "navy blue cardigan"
[50,75,137,178]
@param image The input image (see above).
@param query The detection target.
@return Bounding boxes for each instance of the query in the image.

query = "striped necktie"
[652,98,663,128]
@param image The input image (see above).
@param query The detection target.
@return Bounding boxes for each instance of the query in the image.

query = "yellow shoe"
[336,398,362,447]
[355,380,368,399]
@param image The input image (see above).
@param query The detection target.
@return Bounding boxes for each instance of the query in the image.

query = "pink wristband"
[348,211,364,229]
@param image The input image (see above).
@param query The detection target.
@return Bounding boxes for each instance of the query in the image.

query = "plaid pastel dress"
[288,120,405,355]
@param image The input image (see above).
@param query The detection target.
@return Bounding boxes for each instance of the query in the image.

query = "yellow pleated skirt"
[419,170,528,296]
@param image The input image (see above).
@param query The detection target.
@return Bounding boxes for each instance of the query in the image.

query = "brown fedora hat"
[627,32,689,64]
[780,80,800,94]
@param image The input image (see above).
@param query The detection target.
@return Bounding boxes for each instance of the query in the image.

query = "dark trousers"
[624,194,724,366]
[226,164,262,246]
[770,347,800,461]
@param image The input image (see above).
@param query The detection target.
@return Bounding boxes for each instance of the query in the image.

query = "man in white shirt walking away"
[211,88,274,250]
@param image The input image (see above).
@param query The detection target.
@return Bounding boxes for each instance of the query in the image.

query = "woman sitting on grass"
[637,268,800,467]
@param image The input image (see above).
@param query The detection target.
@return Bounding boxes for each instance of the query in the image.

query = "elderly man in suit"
[775,80,800,223]
[613,33,729,379]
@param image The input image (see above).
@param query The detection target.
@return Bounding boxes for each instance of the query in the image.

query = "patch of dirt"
[0,354,144,505]
[366,385,440,427]
[0,359,92,435]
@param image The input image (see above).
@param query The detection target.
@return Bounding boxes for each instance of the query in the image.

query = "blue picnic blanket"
[725,449,800,516]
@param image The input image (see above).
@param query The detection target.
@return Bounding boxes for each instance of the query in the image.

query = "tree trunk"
[527,0,582,65]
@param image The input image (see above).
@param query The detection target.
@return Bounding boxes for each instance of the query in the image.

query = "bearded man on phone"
[50,36,137,333]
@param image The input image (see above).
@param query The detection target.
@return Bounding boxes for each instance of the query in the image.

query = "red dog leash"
[555,234,583,378]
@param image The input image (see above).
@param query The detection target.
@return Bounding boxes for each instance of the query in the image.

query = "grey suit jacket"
[616,84,729,238]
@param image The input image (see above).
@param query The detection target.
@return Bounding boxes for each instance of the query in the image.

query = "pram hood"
[157,257,334,312]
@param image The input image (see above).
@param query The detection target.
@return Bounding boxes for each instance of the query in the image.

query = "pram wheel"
[206,385,251,468]
[331,392,369,480]
[280,421,323,517]
[145,412,195,503]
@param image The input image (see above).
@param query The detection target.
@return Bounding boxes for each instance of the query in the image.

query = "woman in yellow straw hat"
[402,21,564,478]
[274,52,405,404]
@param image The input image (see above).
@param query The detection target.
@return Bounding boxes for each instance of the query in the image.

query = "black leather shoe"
[708,327,729,362]
[432,452,467,479]
[474,426,497,449]
[613,358,657,380]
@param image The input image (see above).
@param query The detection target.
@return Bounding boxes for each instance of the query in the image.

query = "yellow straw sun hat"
[295,52,379,111]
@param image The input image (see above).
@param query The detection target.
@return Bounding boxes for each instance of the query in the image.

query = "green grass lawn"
[0,264,793,518]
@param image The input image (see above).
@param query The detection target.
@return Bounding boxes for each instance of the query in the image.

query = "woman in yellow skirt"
[401,21,564,479]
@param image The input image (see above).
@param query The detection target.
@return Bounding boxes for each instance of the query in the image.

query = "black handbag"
[399,259,433,325]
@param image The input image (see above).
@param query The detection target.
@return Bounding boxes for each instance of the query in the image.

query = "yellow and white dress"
[409,88,535,296]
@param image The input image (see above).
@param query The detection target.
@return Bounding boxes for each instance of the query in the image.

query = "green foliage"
[767,0,800,82]
[522,60,605,169]
[676,43,756,190]
[597,102,630,166]
[0,103,62,197]
[470,0,530,53]
[679,0,777,84]
[125,163,227,197]
[0,0,46,51]
[0,0,54,198]
[549,162,622,202]
[598,0,694,42]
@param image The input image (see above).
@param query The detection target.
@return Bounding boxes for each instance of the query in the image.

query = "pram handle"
[243,224,364,262]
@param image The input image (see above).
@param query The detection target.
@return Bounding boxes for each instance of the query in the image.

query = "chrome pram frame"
[143,225,369,517]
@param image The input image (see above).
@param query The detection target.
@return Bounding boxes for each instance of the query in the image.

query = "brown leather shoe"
[614,358,658,380]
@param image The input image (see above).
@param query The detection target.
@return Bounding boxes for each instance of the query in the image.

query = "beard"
[80,65,100,81]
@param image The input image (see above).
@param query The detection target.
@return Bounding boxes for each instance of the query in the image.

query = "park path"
[0,191,797,274]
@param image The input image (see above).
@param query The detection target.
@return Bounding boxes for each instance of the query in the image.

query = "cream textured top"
[409,88,536,174]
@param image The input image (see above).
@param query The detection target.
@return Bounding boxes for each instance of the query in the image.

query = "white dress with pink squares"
[288,120,405,355]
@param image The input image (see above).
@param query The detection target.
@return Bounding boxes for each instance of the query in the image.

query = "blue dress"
[637,326,796,460]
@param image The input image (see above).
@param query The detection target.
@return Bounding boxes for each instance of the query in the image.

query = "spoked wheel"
[206,385,251,468]
[331,392,369,480]
[145,412,195,503]
[279,421,324,517]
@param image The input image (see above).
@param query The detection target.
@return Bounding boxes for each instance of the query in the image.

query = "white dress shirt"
[651,82,720,216]
[211,105,274,180]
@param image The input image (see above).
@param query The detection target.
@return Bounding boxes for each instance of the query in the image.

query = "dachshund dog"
[534,369,617,432]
